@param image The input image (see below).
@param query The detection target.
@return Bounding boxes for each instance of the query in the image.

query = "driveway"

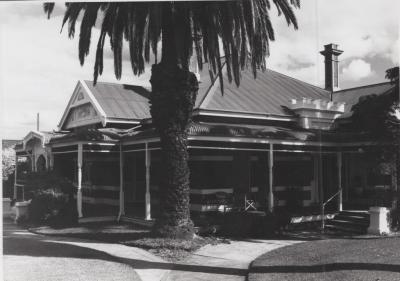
[3,220,169,281]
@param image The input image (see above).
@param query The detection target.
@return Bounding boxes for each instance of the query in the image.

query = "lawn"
[249,236,400,281]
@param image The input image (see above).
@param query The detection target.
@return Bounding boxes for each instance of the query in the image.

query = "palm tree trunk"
[149,5,198,238]
[149,63,198,238]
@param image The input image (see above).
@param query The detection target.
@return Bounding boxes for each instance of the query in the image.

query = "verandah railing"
[321,188,342,232]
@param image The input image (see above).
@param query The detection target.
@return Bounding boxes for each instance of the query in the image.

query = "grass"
[249,236,400,281]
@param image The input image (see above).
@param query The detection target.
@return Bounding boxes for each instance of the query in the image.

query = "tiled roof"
[84,81,151,120]
[332,82,394,114]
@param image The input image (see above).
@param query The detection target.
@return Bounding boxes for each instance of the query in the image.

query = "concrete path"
[164,239,303,281]
[3,219,171,281]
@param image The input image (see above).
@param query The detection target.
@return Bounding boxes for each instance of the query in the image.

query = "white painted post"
[31,153,35,172]
[49,148,54,170]
[77,143,83,218]
[313,154,319,203]
[119,144,125,218]
[14,154,18,200]
[368,207,391,235]
[145,143,151,220]
[337,151,343,212]
[268,143,274,212]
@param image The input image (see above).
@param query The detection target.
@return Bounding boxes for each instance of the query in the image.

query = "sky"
[0,0,399,140]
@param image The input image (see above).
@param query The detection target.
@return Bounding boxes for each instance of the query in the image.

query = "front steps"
[325,210,370,234]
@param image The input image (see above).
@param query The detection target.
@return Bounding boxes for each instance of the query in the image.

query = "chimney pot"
[320,43,343,92]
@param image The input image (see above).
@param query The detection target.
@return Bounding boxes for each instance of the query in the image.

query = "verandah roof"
[48,122,378,147]
[121,122,376,144]
[49,128,121,144]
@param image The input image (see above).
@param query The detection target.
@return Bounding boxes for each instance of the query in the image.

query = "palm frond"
[43,2,55,19]
[45,0,300,87]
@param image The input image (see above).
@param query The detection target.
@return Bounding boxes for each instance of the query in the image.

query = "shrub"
[2,173,14,198]
[28,188,78,226]
[24,171,74,200]
[218,211,282,238]
[389,199,400,231]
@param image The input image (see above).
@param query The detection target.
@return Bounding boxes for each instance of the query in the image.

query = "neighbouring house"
[13,44,399,223]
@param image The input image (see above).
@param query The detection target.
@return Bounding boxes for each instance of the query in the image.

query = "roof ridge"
[197,61,227,109]
[266,68,330,95]
[333,81,392,93]
[84,79,149,89]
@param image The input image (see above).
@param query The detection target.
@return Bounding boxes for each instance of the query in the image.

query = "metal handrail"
[321,188,342,232]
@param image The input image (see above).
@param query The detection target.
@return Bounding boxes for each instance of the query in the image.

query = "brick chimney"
[320,44,343,91]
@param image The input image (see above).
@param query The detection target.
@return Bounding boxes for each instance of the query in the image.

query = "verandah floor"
[81,203,119,218]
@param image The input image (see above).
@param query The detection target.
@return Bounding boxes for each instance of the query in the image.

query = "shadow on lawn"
[4,224,248,277]
[251,263,400,274]
[37,231,152,243]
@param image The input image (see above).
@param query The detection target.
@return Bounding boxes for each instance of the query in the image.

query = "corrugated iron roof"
[332,82,394,114]
[84,81,151,120]
[198,68,331,116]
[49,128,120,144]
[83,64,331,122]
[120,122,373,143]
[188,122,313,141]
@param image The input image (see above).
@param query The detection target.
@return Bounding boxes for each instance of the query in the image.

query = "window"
[189,158,233,189]
[36,155,46,172]
[274,160,313,186]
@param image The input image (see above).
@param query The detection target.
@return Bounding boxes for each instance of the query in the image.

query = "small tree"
[350,67,399,203]
[2,146,15,181]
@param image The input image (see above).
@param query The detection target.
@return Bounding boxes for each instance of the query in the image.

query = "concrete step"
[325,223,367,234]
[329,219,369,228]
[333,216,369,226]
[340,210,370,218]
[325,209,370,234]
[334,213,370,221]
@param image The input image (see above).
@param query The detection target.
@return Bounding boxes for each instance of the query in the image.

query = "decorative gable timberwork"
[58,81,105,130]
[64,103,99,129]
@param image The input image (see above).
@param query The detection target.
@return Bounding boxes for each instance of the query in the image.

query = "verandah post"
[13,154,18,200]
[268,143,274,212]
[77,143,83,218]
[145,143,151,220]
[119,144,125,218]
[337,151,343,212]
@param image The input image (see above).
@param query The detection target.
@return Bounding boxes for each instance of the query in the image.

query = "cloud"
[342,59,373,81]
[388,38,399,64]
[265,0,399,87]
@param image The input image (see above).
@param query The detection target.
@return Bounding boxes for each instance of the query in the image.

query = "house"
[14,44,398,222]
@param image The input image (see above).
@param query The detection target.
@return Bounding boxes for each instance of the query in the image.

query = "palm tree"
[45,1,300,238]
